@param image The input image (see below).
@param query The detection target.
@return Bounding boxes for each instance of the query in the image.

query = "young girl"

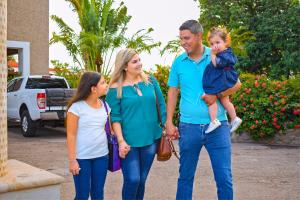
[203,27,242,133]
[66,72,109,200]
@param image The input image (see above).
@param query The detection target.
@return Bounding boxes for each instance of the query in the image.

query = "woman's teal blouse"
[106,76,166,147]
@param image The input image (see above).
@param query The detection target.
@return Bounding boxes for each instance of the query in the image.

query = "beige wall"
[7,0,49,75]
[0,0,8,176]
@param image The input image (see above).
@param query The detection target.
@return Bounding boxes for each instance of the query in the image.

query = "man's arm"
[202,79,242,105]
[166,87,179,139]
[219,79,242,97]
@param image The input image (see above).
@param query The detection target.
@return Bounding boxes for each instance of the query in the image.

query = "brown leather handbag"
[157,129,179,161]
[153,81,179,161]
[157,129,172,161]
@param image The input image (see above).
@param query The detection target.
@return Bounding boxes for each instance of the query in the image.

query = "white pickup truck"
[7,75,76,137]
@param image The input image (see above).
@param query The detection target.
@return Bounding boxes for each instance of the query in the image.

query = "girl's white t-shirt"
[68,100,110,159]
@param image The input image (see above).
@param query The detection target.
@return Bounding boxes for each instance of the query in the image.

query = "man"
[166,20,233,200]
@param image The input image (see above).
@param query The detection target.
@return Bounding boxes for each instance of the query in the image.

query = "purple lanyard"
[102,99,111,136]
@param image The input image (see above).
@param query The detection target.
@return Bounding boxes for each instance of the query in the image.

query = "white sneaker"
[205,119,221,133]
[230,117,242,133]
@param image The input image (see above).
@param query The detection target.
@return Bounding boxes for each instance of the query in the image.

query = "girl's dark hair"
[67,71,102,111]
[207,27,231,47]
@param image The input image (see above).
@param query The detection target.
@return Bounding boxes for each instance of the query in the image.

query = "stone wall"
[0,0,8,176]
[231,129,300,146]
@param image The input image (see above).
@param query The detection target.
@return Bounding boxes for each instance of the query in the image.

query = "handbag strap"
[102,99,112,136]
[150,77,179,160]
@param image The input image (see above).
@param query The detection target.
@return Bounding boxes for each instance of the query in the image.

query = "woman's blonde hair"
[109,48,149,98]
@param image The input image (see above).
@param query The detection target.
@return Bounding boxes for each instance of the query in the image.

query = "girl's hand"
[69,160,80,175]
[119,141,130,158]
[211,45,218,55]
[211,52,217,67]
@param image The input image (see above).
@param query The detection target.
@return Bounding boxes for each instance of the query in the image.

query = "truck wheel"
[20,110,38,137]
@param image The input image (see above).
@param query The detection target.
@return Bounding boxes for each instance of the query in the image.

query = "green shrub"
[51,60,83,88]
[7,71,20,82]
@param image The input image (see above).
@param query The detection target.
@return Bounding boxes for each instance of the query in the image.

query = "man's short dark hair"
[179,20,203,34]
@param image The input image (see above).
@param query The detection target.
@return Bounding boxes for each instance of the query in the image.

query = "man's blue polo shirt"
[168,46,228,124]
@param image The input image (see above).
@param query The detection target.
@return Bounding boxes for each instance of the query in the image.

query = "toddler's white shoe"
[205,119,221,133]
[230,117,242,133]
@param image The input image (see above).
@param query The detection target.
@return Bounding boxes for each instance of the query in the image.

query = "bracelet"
[118,139,125,144]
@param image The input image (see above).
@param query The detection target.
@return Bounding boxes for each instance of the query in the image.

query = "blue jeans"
[73,155,108,200]
[121,142,157,200]
[176,121,233,200]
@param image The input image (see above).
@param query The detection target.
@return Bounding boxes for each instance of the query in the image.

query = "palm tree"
[230,27,255,57]
[50,0,160,75]
[160,26,254,60]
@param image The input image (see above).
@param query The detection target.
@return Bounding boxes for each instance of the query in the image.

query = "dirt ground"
[7,126,300,200]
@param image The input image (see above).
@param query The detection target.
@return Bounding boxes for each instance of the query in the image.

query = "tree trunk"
[0,0,8,177]
[95,56,103,73]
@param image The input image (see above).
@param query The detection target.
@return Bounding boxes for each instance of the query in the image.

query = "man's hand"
[202,94,217,106]
[166,121,179,140]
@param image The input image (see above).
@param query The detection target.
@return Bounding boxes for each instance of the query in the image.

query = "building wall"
[0,0,8,176]
[7,0,49,75]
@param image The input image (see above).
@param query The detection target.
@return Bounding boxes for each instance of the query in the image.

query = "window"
[12,78,23,91]
[25,78,68,89]
[7,79,16,92]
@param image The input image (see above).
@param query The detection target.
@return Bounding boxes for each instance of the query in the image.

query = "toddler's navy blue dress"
[203,48,238,95]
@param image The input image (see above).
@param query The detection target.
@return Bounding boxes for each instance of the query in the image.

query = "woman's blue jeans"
[121,142,157,200]
[176,121,233,200]
[73,155,108,200]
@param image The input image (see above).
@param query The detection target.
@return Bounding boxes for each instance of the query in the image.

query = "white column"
[7,40,30,76]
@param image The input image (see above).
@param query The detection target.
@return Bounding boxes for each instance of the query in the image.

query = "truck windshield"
[25,78,68,89]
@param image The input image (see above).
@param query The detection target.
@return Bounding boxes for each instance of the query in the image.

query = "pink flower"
[293,110,300,115]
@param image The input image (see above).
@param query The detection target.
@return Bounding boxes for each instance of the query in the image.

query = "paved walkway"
[7,127,300,200]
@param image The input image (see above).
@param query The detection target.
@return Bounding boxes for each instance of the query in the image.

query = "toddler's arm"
[215,50,237,68]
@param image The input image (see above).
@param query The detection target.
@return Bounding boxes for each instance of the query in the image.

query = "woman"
[106,48,166,200]
[67,72,109,200]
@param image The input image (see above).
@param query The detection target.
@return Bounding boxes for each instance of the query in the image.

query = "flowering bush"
[232,74,300,140]
[51,60,83,88]
[152,65,300,140]
[152,65,180,125]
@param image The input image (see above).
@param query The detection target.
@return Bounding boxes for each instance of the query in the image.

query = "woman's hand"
[69,160,80,175]
[119,140,130,158]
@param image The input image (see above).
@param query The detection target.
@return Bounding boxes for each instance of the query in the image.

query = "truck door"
[7,78,23,118]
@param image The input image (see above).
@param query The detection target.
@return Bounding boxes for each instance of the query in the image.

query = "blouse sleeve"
[105,88,122,123]
[68,102,80,117]
[150,76,167,124]
[215,51,237,68]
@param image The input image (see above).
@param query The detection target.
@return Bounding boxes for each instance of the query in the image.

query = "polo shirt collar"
[181,45,210,62]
